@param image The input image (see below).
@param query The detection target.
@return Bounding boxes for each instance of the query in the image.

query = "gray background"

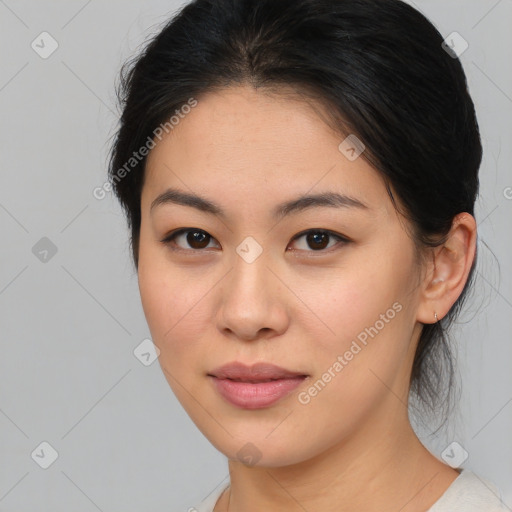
[0,1,511,511]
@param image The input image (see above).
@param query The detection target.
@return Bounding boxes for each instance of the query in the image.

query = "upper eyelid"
[291,229,348,241]
[160,228,220,249]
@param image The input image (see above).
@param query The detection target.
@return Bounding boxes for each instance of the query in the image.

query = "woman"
[108,0,508,510]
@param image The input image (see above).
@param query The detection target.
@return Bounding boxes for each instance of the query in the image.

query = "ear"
[417,212,477,324]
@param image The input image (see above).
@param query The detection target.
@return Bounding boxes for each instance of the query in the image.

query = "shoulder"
[188,481,230,512]
[185,471,508,512]
[427,469,509,512]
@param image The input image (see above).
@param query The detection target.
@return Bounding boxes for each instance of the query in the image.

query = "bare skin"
[137,85,476,511]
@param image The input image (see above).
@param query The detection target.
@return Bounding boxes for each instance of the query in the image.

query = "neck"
[217,401,459,512]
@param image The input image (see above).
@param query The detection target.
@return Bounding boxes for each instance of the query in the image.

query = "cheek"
[139,271,198,348]
[311,265,400,345]
[137,262,213,417]
[306,245,417,387]
[137,243,217,375]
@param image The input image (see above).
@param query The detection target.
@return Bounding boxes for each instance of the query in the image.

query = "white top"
[190,470,509,512]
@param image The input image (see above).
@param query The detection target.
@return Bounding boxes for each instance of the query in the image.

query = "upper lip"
[208,362,308,381]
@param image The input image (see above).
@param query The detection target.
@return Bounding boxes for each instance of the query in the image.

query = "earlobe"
[417,212,477,324]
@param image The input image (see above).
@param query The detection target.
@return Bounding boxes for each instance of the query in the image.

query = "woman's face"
[138,85,425,467]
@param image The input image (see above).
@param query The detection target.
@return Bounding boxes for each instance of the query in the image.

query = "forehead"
[147,85,337,165]
[143,85,391,217]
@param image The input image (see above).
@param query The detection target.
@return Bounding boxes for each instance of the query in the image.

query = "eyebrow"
[150,187,370,219]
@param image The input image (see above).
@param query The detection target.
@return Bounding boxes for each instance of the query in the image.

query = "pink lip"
[208,362,308,409]
[209,361,307,380]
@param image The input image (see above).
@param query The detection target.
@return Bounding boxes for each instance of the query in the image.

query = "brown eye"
[186,230,210,249]
[161,228,219,251]
[289,229,349,252]
[306,232,329,250]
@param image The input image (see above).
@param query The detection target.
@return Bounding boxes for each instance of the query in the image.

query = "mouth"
[208,361,308,380]
[223,377,291,383]
[207,362,309,409]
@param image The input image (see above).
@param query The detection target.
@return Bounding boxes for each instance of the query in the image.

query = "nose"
[216,247,290,342]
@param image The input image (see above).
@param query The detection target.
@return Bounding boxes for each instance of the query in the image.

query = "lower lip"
[209,376,306,409]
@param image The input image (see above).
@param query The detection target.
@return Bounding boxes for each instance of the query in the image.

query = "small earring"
[434,311,439,323]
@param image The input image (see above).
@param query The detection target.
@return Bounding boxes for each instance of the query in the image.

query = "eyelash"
[160,228,350,255]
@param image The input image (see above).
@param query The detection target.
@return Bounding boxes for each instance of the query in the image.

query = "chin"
[198,427,320,468]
